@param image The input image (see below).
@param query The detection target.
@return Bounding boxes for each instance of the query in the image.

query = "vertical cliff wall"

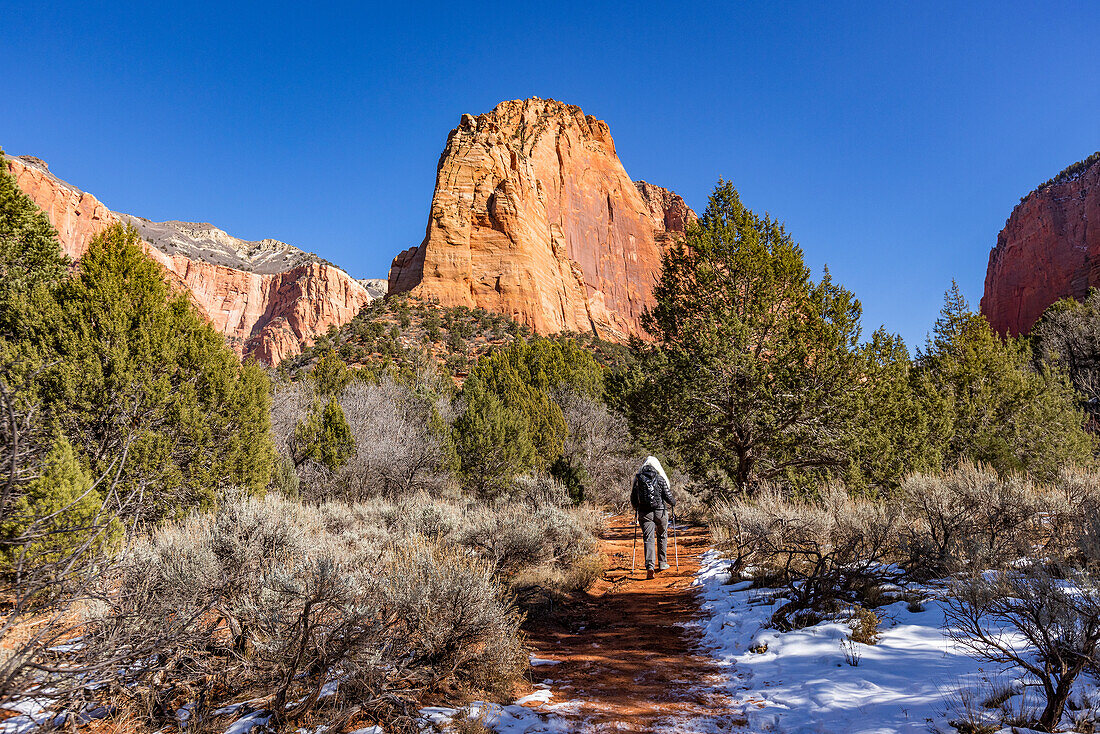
[388,98,695,341]
[981,153,1100,336]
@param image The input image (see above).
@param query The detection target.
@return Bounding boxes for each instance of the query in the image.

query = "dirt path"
[521,515,744,732]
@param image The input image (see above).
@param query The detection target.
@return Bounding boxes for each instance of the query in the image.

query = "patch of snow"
[528,655,561,666]
[421,687,580,733]
[223,710,271,734]
[692,548,1100,733]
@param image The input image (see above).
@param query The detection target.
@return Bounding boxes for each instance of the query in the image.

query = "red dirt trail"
[521,515,744,732]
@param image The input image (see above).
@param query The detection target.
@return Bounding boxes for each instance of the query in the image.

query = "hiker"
[630,456,675,580]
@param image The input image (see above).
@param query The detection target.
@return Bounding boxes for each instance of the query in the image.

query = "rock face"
[6,154,119,260]
[981,154,1100,337]
[388,98,695,340]
[5,155,382,365]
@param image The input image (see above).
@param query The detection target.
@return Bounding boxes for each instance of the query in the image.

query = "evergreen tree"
[0,152,68,339]
[844,328,941,492]
[637,181,865,492]
[310,347,351,397]
[293,396,355,470]
[453,376,537,496]
[1030,289,1100,429]
[916,283,1094,478]
[0,437,120,572]
[34,224,274,520]
[452,337,605,495]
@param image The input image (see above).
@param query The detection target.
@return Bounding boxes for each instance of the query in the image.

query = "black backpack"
[633,467,664,511]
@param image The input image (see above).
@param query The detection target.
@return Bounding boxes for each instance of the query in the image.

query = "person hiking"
[630,456,675,579]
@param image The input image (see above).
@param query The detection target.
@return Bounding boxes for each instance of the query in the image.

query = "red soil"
[520,515,745,732]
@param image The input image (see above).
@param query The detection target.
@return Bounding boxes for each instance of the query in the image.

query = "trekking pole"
[673,510,680,570]
[631,511,638,576]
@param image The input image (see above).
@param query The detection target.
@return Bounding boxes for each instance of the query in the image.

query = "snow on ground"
[692,549,1098,733]
[420,683,581,733]
[529,655,563,666]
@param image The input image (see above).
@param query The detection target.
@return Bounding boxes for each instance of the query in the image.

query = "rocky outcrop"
[635,180,697,242]
[6,155,120,259]
[388,98,695,341]
[5,155,381,365]
[981,153,1100,336]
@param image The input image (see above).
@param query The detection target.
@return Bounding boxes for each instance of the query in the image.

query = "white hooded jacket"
[631,456,674,512]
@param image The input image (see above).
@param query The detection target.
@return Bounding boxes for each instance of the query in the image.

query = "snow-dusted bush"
[945,565,1100,732]
[710,485,903,630]
[81,493,525,732]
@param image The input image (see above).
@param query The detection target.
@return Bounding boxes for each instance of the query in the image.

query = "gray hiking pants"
[639,508,668,571]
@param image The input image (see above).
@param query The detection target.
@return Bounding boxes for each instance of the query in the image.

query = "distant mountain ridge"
[117,215,320,274]
[7,97,694,361]
[4,153,383,364]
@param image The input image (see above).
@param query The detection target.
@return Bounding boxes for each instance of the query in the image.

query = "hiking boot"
[646,569,655,580]
[659,562,670,571]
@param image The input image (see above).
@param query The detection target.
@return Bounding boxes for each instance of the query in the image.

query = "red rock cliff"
[981,153,1100,336]
[5,155,379,365]
[388,98,695,340]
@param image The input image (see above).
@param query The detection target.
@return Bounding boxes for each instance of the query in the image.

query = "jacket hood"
[640,456,670,486]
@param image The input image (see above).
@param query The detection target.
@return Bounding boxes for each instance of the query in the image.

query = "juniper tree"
[310,347,351,397]
[844,328,941,492]
[293,396,354,470]
[637,180,866,493]
[33,224,275,520]
[453,337,605,496]
[916,283,1094,479]
[1031,288,1100,429]
[0,151,69,339]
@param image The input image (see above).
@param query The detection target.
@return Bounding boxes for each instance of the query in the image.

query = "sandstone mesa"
[388,98,696,341]
[7,97,696,363]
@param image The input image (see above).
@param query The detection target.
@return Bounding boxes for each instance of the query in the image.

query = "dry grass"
[848,607,881,645]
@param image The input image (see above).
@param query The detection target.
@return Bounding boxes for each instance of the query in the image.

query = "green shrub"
[293,396,355,470]
[0,437,121,573]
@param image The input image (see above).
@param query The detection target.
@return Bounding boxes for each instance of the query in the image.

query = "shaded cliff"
[981,153,1100,336]
[5,154,380,364]
[388,98,695,341]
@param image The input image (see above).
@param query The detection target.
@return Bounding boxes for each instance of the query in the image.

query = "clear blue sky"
[3,1,1098,347]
